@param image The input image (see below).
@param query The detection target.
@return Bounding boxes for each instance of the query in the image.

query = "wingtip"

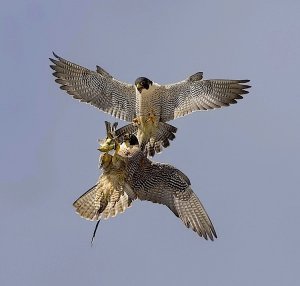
[49,62,57,69]
[205,230,217,241]
[212,230,218,240]
[49,52,59,63]
[52,51,59,58]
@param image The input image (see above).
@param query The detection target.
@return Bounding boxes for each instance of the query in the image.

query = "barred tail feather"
[73,185,105,221]
[114,123,138,139]
[73,182,136,221]
[145,122,177,157]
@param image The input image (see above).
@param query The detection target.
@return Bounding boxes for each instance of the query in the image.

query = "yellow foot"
[133,117,140,125]
[98,138,115,153]
[146,114,156,124]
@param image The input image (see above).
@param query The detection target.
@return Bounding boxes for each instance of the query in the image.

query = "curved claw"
[146,114,156,124]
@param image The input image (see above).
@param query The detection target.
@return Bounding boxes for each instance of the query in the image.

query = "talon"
[98,138,115,153]
[146,114,156,124]
[133,117,140,125]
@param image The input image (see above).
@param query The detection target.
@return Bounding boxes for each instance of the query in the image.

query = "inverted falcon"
[73,122,217,241]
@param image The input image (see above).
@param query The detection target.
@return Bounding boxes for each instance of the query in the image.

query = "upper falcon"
[50,53,251,156]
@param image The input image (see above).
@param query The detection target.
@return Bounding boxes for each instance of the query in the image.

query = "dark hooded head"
[135,77,153,93]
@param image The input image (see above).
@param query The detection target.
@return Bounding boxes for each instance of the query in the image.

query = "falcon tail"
[114,123,138,141]
[73,185,103,221]
[144,122,177,157]
[73,182,135,221]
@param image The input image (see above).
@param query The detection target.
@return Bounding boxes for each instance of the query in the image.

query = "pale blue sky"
[1,1,300,285]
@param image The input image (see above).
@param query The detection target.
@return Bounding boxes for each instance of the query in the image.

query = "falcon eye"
[142,81,149,89]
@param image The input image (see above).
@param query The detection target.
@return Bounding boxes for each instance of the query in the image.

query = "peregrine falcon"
[50,53,250,156]
[73,122,217,241]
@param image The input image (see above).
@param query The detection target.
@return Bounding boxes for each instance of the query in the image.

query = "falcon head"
[135,77,153,93]
[119,133,140,156]
[98,121,139,154]
[123,134,139,147]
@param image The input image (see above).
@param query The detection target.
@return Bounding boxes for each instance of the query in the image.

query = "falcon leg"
[146,114,156,124]
[133,117,141,125]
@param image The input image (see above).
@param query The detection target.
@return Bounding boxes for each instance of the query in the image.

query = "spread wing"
[50,53,137,121]
[161,72,251,122]
[131,162,217,240]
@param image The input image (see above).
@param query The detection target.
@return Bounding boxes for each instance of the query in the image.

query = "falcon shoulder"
[161,72,251,121]
[50,52,137,121]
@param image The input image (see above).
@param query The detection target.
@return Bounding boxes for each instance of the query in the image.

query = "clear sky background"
[1,1,299,285]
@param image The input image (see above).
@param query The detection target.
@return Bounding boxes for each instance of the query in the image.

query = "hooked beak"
[136,82,143,92]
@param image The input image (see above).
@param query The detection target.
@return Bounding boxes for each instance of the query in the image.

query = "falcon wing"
[131,161,217,240]
[173,186,217,240]
[50,53,136,121]
[161,72,250,122]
